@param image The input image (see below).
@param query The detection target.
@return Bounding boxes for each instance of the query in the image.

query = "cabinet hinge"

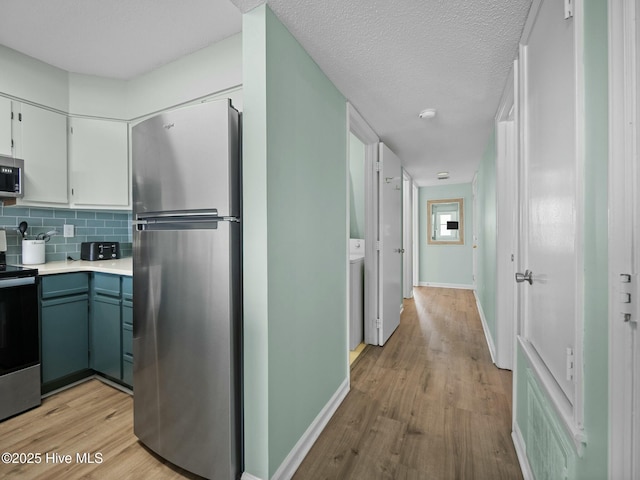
[374,162,382,172]
[10,111,13,120]
[564,0,574,19]
[566,347,574,381]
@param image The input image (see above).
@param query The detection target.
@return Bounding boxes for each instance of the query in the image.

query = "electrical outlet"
[63,224,74,238]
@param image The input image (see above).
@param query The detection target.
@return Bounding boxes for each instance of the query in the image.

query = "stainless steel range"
[0,229,40,421]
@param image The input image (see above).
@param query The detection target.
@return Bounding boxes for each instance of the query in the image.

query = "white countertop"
[24,257,133,276]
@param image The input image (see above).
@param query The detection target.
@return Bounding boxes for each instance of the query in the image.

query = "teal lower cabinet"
[91,296,122,380]
[39,271,133,393]
[122,276,133,387]
[40,273,91,392]
[90,273,133,388]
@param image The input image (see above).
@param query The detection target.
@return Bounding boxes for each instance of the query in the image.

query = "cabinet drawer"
[42,273,89,299]
[122,323,132,356]
[122,276,132,301]
[122,302,132,326]
[93,273,120,297]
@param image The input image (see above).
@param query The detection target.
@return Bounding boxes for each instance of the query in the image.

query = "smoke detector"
[437,171,449,180]
[419,108,437,119]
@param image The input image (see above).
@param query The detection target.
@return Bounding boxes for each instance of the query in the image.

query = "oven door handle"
[0,277,35,288]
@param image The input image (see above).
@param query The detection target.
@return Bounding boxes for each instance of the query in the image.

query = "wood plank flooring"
[0,287,520,479]
[0,379,202,479]
[293,287,522,480]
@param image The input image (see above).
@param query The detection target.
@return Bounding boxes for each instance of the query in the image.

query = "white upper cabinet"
[69,117,129,208]
[13,103,68,205]
[0,97,11,156]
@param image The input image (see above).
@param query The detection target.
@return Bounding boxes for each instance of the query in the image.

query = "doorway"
[347,103,379,362]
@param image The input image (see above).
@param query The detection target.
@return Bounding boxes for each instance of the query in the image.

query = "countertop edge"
[24,258,133,276]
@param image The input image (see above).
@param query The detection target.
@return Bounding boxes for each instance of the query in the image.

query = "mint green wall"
[418,183,474,287]
[0,44,69,111]
[476,131,497,340]
[349,132,365,239]
[515,1,609,478]
[243,5,348,479]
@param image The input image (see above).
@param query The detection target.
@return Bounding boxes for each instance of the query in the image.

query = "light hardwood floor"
[293,287,522,480]
[0,380,202,479]
[0,287,520,480]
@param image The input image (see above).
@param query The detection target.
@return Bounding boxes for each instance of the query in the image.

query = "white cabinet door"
[0,97,12,156]
[69,117,129,207]
[14,103,68,204]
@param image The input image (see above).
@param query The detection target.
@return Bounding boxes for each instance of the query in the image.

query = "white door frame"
[347,103,380,346]
[472,173,478,289]
[412,183,419,290]
[608,1,639,478]
[402,170,413,299]
[494,63,518,371]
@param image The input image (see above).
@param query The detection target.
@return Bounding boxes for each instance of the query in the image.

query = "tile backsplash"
[0,204,132,264]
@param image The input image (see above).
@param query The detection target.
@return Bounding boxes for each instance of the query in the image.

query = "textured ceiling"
[0,0,532,186]
[230,0,532,186]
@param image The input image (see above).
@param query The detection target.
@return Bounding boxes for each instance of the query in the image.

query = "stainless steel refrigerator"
[131,99,241,480]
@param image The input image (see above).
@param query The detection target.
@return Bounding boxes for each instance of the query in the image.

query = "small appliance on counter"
[81,241,121,261]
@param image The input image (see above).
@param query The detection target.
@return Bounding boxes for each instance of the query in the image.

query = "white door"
[378,143,402,345]
[609,1,640,477]
[518,0,581,420]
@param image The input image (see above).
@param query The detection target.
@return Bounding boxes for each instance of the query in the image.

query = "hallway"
[293,287,522,479]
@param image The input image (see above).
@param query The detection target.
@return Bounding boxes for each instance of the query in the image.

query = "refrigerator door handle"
[137,209,219,219]
[133,214,239,232]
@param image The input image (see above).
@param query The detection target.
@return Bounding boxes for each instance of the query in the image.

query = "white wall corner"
[512,424,534,480]
[474,290,497,364]
[270,377,350,480]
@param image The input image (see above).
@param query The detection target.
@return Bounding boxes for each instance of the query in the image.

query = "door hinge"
[566,347,574,381]
[620,273,637,323]
[376,318,382,329]
[70,126,74,134]
[18,112,22,122]
[374,162,382,172]
[375,241,381,251]
[10,111,13,120]
[564,0,573,19]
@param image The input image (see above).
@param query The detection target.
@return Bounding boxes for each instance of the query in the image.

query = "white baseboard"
[473,290,497,364]
[241,473,262,480]
[512,423,534,480]
[417,282,474,290]
[244,377,349,480]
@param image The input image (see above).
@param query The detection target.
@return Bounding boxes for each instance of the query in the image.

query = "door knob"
[515,269,533,285]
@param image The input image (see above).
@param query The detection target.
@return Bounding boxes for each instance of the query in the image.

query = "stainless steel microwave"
[0,155,24,198]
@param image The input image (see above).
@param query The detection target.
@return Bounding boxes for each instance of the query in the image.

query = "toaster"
[81,242,121,261]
